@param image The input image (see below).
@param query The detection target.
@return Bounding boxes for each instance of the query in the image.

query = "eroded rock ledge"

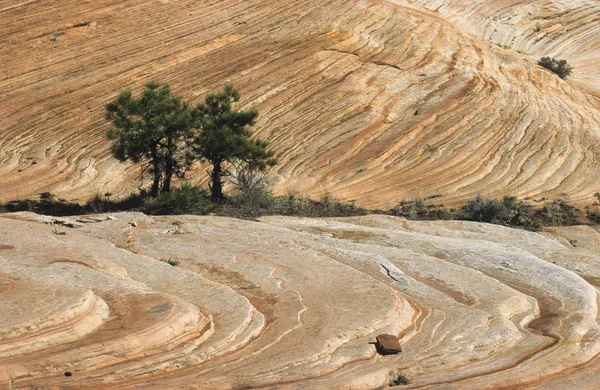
[0,212,598,389]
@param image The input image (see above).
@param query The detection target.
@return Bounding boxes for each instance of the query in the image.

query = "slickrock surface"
[399,0,600,90]
[2,0,600,208]
[0,212,599,389]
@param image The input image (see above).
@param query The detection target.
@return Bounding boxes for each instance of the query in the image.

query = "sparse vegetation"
[390,374,409,386]
[585,192,600,223]
[459,194,541,230]
[221,189,368,219]
[458,194,581,230]
[83,191,146,214]
[0,191,145,216]
[2,194,81,215]
[142,183,215,215]
[0,186,594,232]
[0,187,368,219]
[539,199,577,226]
[161,257,180,266]
[390,198,452,220]
[538,56,573,80]
[461,194,509,224]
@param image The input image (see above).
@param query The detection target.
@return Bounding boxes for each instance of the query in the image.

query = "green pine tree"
[105,82,195,197]
[192,84,277,202]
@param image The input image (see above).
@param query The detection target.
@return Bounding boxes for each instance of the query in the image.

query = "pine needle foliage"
[105,82,195,197]
[191,84,277,202]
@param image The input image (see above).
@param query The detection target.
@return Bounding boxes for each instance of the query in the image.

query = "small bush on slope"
[459,195,571,231]
[390,198,453,220]
[501,196,541,231]
[461,194,509,224]
[586,192,600,223]
[538,56,573,79]
[539,199,577,226]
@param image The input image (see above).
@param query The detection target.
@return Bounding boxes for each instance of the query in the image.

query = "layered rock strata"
[0,212,598,388]
[1,0,600,208]
[398,0,600,90]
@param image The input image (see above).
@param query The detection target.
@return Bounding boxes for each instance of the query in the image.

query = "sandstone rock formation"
[1,0,600,208]
[0,212,599,388]
[399,0,600,89]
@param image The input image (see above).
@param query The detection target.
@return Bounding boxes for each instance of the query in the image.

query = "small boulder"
[375,334,402,355]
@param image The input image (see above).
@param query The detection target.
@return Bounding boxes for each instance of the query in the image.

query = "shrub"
[142,183,216,215]
[391,198,427,219]
[84,194,111,214]
[228,163,275,211]
[230,162,269,196]
[461,194,509,224]
[389,194,576,231]
[538,56,573,80]
[161,258,180,266]
[1,193,81,216]
[39,192,54,201]
[286,193,367,217]
[221,191,369,219]
[83,191,146,214]
[539,199,577,226]
[586,192,600,223]
[0,190,147,216]
[502,196,541,231]
[223,191,277,219]
[390,374,409,386]
[460,195,576,230]
[390,198,453,220]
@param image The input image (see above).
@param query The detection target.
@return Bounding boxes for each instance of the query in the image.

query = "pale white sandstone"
[0,212,598,388]
[1,0,600,208]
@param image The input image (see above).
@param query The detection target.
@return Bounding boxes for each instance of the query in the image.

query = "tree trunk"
[150,149,161,197]
[161,138,174,194]
[211,161,223,202]
[151,167,161,197]
[162,169,172,193]
[162,155,174,194]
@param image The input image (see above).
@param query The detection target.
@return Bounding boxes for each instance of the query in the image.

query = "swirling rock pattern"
[0,212,599,388]
[399,0,600,90]
[1,0,600,208]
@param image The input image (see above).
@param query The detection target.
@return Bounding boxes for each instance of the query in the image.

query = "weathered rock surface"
[1,0,600,208]
[399,0,600,89]
[0,212,598,388]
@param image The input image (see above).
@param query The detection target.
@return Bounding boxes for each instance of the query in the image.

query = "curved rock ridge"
[1,0,600,208]
[0,212,599,388]
[397,0,600,89]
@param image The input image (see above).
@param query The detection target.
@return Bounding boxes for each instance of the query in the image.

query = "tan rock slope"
[399,0,600,90]
[0,212,599,388]
[1,0,600,208]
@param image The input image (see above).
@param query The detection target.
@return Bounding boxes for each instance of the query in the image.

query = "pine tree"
[105,82,195,197]
[192,84,277,201]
